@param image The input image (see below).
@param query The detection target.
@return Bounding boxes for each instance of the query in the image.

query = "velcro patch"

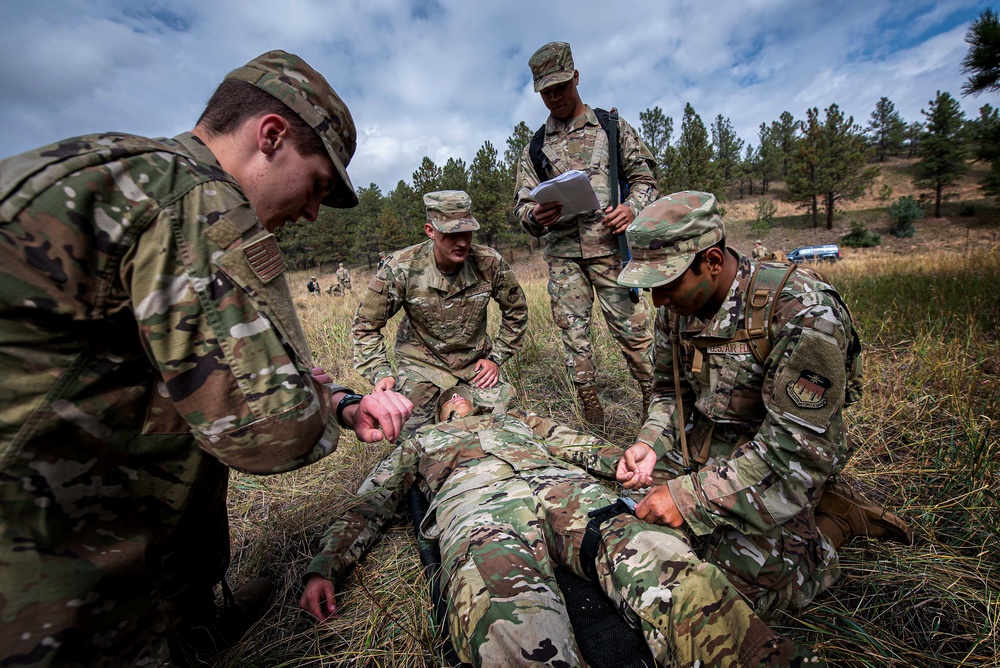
[466,285,491,297]
[707,342,750,355]
[368,277,385,294]
[786,370,832,409]
[243,234,286,284]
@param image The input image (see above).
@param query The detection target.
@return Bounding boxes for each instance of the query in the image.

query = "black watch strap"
[335,393,364,428]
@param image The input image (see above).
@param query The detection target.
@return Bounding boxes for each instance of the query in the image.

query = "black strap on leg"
[579,498,637,581]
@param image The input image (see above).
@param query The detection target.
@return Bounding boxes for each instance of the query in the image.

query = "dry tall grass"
[220,246,1000,667]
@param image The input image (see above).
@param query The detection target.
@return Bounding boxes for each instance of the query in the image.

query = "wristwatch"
[335,393,364,428]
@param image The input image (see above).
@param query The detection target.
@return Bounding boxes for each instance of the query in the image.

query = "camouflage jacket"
[638,250,860,538]
[0,133,349,658]
[336,267,350,282]
[306,411,623,582]
[352,240,528,388]
[513,105,658,259]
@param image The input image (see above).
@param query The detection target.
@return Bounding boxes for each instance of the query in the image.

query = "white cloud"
[0,0,992,194]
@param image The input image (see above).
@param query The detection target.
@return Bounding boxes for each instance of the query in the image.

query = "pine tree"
[675,103,722,195]
[735,144,757,199]
[867,97,907,161]
[469,141,508,249]
[816,104,880,229]
[756,122,781,194]
[441,158,469,192]
[350,183,385,262]
[915,91,969,217]
[711,114,744,189]
[503,121,534,178]
[962,8,1000,96]
[786,108,823,227]
[770,111,798,179]
[639,106,673,178]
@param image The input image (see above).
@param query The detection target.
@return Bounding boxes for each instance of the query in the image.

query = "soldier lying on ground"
[300,387,824,667]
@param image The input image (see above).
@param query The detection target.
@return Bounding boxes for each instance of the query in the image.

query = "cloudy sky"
[0,0,992,194]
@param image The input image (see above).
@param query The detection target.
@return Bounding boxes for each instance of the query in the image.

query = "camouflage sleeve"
[486,256,528,366]
[667,298,853,537]
[521,413,624,478]
[305,441,419,582]
[618,117,659,218]
[513,144,546,238]
[125,191,342,475]
[636,307,682,455]
[352,262,405,385]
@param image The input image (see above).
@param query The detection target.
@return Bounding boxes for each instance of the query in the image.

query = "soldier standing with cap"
[0,50,412,666]
[514,41,658,424]
[353,190,528,436]
[615,191,910,622]
[336,262,352,291]
[752,239,769,260]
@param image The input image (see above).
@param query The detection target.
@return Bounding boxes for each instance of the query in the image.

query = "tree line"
[279,9,997,270]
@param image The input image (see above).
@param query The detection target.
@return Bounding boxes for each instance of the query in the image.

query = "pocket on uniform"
[547,278,571,330]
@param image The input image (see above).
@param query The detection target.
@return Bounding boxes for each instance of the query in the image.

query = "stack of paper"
[529,169,600,217]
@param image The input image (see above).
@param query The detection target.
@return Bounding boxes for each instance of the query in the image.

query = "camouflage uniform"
[752,242,769,260]
[336,264,352,291]
[0,51,358,666]
[307,410,816,667]
[619,192,862,619]
[513,43,657,388]
[353,192,528,434]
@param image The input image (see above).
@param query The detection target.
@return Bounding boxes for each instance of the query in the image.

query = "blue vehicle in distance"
[787,244,842,263]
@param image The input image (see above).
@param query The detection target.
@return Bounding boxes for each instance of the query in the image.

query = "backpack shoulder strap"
[528,123,548,182]
[743,261,798,364]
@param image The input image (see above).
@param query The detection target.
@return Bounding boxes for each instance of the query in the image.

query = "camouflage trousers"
[396,367,514,438]
[433,465,814,667]
[649,451,842,619]
[546,254,653,386]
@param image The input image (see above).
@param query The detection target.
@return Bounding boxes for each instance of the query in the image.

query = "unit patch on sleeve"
[786,370,832,409]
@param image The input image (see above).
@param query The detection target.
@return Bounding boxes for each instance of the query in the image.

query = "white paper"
[529,169,601,217]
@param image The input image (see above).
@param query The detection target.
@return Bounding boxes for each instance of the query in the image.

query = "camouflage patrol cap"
[529,42,575,92]
[436,385,476,422]
[618,191,725,288]
[424,190,480,233]
[224,50,359,208]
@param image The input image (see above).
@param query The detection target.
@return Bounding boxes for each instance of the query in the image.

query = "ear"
[704,247,726,276]
[424,222,437,240]
[256,114,290,156]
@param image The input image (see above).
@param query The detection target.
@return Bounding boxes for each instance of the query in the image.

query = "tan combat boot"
[638,380,653,423]
[816,481,913,549]
[575,383,605,425]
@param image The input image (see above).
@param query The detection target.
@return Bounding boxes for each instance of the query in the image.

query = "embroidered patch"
[243,234,286,284]
[786,370,831,409]
[466,285,491,297]
[707,342,751,355]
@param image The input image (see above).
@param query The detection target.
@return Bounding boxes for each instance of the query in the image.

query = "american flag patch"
[244,234,286,283]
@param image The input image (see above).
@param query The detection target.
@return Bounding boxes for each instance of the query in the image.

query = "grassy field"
[219,176,1000,667]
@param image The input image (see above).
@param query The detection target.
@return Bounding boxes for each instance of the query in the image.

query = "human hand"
[532,201,563,227]
[602,203,635,234]
[311,367,334,385]
[374,376,396,392]
[471,359,499,388]
[634,485,684,527]
[299,574,338,621]
[616,441,657,489]
[345,390,413,443]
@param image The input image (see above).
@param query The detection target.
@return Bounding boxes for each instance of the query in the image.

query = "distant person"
[353,190,528,436]
[377,250,388,269]
[616,191,910,622]
[300,388,821,668]
[307,275,321,295]
[327,282,344,297]
[513,41,658,424]
[752,239,769,260]
[336,262,352,291]
[0,50,412,667]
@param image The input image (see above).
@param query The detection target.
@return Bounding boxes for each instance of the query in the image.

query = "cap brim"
[617,253,695,288]
[432,217,480,233]
[321,144,358,208]
[533,70,574,93]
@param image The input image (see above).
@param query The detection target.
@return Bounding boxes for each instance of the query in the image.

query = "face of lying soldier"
[438,392,474,422]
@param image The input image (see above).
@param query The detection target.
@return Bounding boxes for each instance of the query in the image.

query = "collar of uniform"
[424,241,476,295]
[172,132,226,171]
[545,103,598,136]
[689,250,751,341]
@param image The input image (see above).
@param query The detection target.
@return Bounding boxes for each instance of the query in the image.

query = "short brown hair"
[197,80,327,158]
